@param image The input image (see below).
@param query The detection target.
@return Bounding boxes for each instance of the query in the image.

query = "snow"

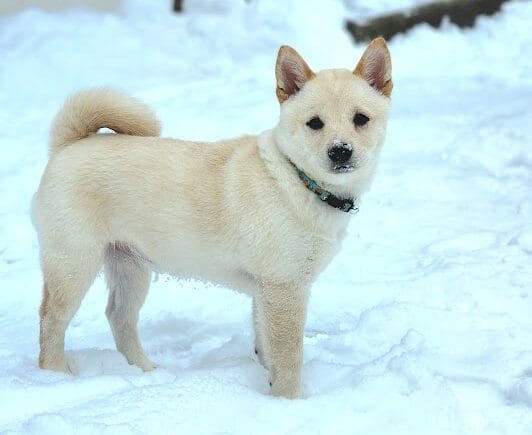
[343,0,437,21]
[1,0,531,433]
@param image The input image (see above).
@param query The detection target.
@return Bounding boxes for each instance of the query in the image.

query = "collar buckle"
[349,205,360,214]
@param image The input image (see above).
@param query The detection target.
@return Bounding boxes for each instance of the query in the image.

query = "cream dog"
[33,38,392,398]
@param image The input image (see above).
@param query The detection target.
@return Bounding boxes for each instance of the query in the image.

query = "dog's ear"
[354,37,393,97]
[276,46,315,103]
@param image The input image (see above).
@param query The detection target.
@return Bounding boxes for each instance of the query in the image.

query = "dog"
[32,37,392,398]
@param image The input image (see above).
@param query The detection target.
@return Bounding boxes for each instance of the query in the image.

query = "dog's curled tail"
[49,88,161,154]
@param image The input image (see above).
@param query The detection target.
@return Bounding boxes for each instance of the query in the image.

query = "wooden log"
[345,0,511,42]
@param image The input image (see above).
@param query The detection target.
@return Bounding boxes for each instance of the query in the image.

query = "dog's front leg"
[255,280,308,399]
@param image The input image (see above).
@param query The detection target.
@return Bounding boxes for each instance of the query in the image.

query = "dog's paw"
[140,360,158,372]
[39,356,73,374]
[269,377,301,399]
[129,354,158,372]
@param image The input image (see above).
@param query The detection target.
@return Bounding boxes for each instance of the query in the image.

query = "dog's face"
[274,38,392,194]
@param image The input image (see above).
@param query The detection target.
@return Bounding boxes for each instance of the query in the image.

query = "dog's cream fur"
[32,38,392,398]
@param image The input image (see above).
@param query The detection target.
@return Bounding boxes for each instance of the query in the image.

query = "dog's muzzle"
[328,142,355,172]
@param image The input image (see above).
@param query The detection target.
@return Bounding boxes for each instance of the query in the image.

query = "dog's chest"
[268,222,343,282]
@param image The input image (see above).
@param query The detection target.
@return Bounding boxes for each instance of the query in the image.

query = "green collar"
[291,163,358,214]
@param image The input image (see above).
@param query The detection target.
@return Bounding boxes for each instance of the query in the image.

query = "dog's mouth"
[332,164,355,173]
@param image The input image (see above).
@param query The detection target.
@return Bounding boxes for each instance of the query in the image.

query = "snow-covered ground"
[343,0,437,21]
[1,0,531,433]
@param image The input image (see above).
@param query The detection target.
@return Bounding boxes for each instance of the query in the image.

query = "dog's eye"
[306,116,324,130]
[354,113,369,127]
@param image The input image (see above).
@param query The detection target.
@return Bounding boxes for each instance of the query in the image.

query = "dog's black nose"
[328,143,352,164]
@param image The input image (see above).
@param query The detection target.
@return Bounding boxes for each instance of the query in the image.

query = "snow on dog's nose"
[328,140,353,171]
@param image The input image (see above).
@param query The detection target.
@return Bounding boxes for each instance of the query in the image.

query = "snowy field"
[1,0,531,433]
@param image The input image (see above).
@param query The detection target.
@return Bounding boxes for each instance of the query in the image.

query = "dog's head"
[274,38,392,195]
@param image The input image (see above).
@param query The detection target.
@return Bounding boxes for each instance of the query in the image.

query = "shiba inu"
[32,37,392,398]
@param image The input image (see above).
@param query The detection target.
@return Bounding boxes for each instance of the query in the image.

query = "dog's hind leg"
[39,244,104,373]
[104,243,156,371]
